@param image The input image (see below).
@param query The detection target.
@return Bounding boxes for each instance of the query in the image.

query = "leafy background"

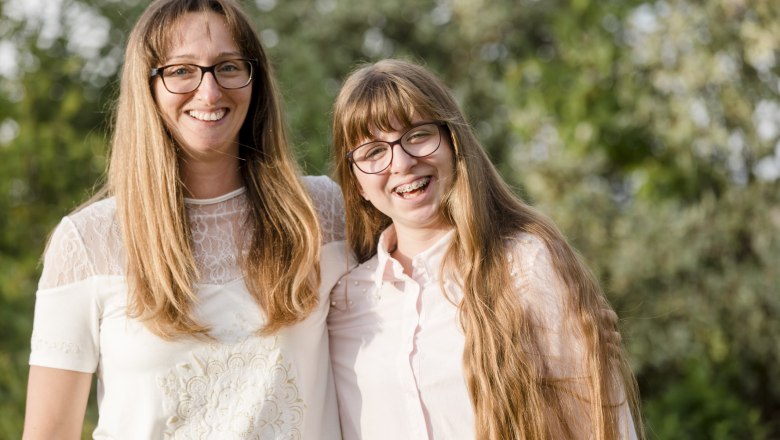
[1,0,778,438]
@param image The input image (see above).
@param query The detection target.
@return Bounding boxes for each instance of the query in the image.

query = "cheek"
[154,93,179,120]
[151,92,185,139]
[354,178,367,199]
[236,87,252,112]
[152,80,169,106]
[446,163,456,182]
[238,91,250,108]
[441,153,457,182]
[352,173,376,200]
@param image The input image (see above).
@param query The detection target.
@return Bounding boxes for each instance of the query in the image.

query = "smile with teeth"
[394,177,431,198]
[188,109,226,121]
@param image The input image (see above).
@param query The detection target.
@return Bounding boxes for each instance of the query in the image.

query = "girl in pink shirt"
[328,59,642,439]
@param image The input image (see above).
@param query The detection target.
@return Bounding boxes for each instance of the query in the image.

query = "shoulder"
[39,197,123,289]
[302,175,346,243]
[504,232,550,276]
[49,197,118,248]
[301,175,341,198]
[67,197,118,232]
[66,197,121,252]
[505,231,546,252]
[301,175,344,218]
[505,233,587,362]
[504,232,567,316]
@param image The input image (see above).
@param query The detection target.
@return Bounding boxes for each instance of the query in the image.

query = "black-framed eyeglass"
[346,122,449,174]
[150,58,256,94]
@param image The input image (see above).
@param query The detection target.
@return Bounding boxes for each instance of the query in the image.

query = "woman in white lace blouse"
[327,59,643,439]
[23,0,345,438]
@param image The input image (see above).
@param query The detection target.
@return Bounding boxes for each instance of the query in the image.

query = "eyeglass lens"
[161,60,253,94]
[351,123,442,174]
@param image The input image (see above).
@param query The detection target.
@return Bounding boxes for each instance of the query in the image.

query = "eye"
[357,143,390,161]
[217,61,241,73]
[404,126,436,144]
[163,64,197,78]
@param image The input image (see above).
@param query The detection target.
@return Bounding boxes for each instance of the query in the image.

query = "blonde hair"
[104,0,320,338]
[332,59,642,439]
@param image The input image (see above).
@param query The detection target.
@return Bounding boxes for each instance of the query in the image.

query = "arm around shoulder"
[23,365,92,440]
[302,175,346,243]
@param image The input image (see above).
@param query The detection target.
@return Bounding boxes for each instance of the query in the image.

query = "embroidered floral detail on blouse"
[158,338,305,439]
[30,334,82,354]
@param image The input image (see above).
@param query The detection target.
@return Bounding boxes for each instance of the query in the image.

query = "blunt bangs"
[338,68,441,153]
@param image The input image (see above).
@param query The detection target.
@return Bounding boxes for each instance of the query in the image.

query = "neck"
[390,223,450,275]
[180,155,243,199]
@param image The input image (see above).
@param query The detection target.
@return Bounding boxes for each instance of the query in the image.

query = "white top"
[328,225,637,440]
[29,176,349,440]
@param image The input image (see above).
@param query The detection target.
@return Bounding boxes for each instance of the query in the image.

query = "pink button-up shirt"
[327,226,637,440]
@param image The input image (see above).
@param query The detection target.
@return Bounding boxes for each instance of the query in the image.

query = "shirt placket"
[396,268,429,440]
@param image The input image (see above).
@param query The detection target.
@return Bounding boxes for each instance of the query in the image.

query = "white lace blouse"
[29,176,350,440]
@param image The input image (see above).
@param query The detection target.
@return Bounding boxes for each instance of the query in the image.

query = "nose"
[195,71,222,104]
[389,142,417,173]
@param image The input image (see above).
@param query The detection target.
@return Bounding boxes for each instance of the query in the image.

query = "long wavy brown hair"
[332,59,643,439]
[103,0,320,338]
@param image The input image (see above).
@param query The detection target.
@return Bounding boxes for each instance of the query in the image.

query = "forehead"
[163,11,239,60]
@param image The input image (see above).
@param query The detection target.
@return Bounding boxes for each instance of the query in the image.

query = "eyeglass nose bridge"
[190,65,221,90]
[385,139,420,171]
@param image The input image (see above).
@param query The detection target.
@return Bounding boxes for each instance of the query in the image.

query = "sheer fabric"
[39,176,346,288]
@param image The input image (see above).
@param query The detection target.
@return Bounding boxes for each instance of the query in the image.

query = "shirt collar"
[374,225,401,289]
[373,225,456,288]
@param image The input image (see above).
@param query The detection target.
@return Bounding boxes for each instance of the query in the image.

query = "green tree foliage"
[1,0,777,437]
[0,1,112,434]
[501,0,780,437]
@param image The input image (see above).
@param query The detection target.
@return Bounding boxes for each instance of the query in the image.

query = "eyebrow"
[164,51,244,63]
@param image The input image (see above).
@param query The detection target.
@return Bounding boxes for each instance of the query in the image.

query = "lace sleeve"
[31,217,103,373]
[38,217,97,290]
[303,175,346,244]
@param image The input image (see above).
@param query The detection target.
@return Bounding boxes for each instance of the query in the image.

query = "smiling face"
[352,119,455,235]
[152,11,251,162]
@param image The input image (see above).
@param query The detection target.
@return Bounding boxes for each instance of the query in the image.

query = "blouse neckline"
[184,187,247,205]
